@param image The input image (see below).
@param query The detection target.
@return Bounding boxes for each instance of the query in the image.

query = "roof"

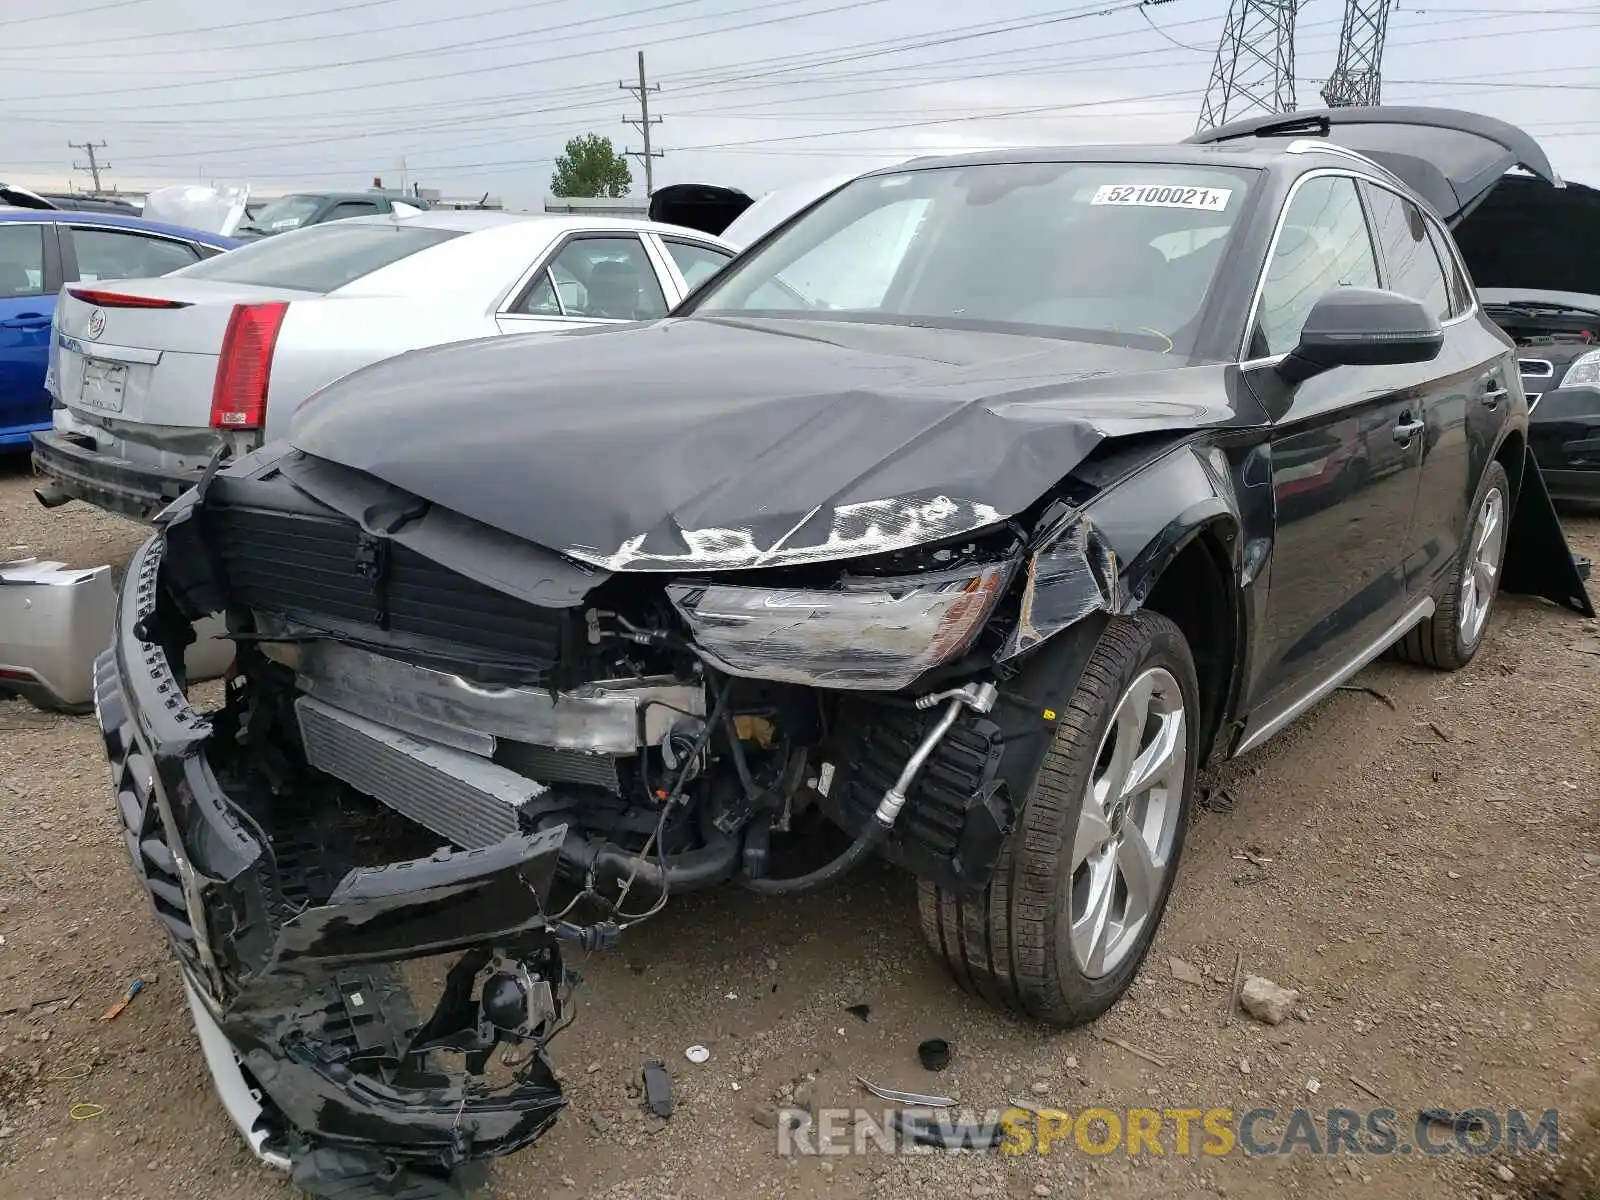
[871,140,1339,176]
[0,205,239,246]
[336,208,733,241]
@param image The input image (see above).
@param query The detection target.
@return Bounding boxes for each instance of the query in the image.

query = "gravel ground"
[0,455,1596,1200]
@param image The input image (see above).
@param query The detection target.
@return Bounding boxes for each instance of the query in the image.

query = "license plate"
[78,358,127,413]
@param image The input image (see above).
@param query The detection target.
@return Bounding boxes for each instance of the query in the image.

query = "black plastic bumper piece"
[30,429,202,522]
[95,533,572,1178]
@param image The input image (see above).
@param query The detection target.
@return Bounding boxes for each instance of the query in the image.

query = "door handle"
[0,313,50,330]
[1482,385,1508,407]
[1393,415,1425,443]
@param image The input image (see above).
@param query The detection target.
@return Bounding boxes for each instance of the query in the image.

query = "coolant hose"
[552,799,742,894]
[736,817,890,895]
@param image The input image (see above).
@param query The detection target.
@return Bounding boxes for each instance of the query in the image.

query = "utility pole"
[1322,0,1393,107]
[621,51,663,196]
[1196,0,1298,132]
[70,140,109,192]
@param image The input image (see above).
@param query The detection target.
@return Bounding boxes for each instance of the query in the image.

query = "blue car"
[0,208,237,448]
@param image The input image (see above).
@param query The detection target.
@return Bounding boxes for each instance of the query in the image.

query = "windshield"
[243,195,323,233]
[170,221,463,293]
[693,161,1259,353]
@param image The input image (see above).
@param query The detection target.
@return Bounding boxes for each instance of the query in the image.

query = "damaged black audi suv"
[94,107,1593,1195]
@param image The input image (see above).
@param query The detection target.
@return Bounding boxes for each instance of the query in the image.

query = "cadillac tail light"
[210,302,289,430]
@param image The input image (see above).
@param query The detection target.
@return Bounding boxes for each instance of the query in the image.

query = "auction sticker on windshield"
[1091,184,1233,211]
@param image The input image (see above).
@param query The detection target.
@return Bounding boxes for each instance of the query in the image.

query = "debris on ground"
[97,979,145,1022]
[857,1077,955,1107]
[1168,956,1205,986]
[917,1038,951,1071]
[684,1045,710,1064]
[641,1061,673,1118]
[1239,976,1301,1025]
[845,1003,872,1022]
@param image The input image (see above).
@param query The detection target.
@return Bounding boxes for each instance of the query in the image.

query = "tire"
[918,610,1200,1027]
[1392,460,1511,671]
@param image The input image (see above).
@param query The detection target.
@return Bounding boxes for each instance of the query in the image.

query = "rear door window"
[1361,183,1452,322]
[0,224,46,297]
[511,236,667,319]
[70,226,200,280]
[169,222,463,294]
[663,239,734,291]
[1424,221,1472,317]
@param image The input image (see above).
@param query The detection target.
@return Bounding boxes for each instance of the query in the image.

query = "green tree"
[550,134,633,198]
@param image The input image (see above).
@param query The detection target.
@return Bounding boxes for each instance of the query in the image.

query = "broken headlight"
[1561,349,1600,388]
[666,564,1010,690]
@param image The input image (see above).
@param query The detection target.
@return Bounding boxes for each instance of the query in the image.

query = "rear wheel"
[1393,460,1510,670]
[918,611,1199,1027]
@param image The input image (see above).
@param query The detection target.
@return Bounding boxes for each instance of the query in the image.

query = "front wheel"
[1393,460,1511,670]
[918,611,1199,1027]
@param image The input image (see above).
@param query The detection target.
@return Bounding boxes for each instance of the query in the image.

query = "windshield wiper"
[1485,299,1600,320]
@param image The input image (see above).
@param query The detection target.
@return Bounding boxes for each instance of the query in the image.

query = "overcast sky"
[1,0,1596,206]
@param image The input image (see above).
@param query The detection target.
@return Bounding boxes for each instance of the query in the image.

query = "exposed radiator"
[497,742,622,791]
[296,696,546,849]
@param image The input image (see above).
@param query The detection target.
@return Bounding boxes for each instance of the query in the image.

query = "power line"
[0,0,410,56]
[1,0,892,108]
[0,0,156,29]
[622,50,665,196]
[0,0,1159,154]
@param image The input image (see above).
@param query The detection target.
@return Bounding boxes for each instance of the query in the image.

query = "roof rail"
[1282,138,1407,184]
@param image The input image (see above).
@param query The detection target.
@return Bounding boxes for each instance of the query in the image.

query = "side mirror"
[1278,287,1444,386]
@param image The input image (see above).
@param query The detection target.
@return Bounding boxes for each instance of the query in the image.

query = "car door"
[0,220,64,442]
[654,235,736,302]
[496,232,673,334]
[1247,173,1429,705]
[63,224,204,283]
[1358,181,1506,600]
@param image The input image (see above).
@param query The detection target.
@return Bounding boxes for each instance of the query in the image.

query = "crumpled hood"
[288,317,1247,571]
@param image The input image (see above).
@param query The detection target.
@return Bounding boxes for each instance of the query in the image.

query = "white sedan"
[32,210,738,520]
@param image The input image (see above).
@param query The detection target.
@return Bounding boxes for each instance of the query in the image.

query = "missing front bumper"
[95,535,575,1182]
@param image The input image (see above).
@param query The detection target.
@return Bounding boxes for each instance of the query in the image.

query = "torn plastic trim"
[998,441,1249,662]
[999,516,1128,661]
[184,977,292,1172]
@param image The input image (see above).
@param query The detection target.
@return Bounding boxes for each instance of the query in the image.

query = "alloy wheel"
[1459,485,1506,647]
[1066,667,1188,979]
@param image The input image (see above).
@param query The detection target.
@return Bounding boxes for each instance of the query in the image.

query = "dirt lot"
[1,456,1596,1200]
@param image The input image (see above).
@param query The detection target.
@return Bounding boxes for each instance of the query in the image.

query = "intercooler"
[295,696,543,850]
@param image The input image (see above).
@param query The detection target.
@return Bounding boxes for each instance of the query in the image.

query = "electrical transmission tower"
[1195,0,1297,133]
[621,51,663,197]
[70,140,109,192]
[1321,0,1394,107]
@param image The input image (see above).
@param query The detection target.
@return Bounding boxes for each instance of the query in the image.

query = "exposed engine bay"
[110,445,1075,1192]
[1486,298,1600,406]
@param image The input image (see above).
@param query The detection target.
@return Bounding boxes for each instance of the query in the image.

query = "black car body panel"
[1527,387,1600,502]
[647,183,755,236]
[94,111,1594,1190]
[289,318,1260,573]
[1187,105,1563,224]
[1454,177,1600,500]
